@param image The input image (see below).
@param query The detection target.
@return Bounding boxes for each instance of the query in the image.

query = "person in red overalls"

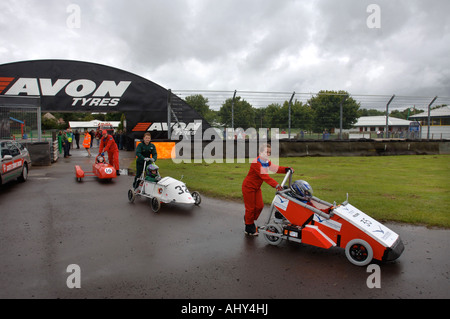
[99,130,120,174]
[242,143,293,236]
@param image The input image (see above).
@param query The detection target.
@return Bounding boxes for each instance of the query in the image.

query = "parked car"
[0,140,32,185]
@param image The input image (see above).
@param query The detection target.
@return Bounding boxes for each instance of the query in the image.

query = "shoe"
[244,223,259,236]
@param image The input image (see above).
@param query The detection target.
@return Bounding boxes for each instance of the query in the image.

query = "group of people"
[60,128,121,174]
[63,127,301,237]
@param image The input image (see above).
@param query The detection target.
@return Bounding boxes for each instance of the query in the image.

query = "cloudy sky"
[1,0,449,99]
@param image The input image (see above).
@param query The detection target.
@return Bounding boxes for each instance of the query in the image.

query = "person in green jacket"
[134,132,157,188]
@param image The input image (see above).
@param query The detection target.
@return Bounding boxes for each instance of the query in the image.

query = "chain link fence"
[173,90,450,140]
[0,96,41,142]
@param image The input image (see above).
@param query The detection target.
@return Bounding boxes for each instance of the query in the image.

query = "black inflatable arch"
[0,59,209,140]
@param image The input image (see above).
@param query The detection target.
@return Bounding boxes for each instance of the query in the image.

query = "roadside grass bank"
[129,155,450,228]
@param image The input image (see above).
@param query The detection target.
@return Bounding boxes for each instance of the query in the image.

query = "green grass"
[130,155,450,228]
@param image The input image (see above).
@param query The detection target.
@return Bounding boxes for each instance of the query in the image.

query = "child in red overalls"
[242,143,293,236]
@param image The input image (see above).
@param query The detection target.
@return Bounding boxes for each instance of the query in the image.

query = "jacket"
[82,133,91,148]
[99,134,119,153]
[136,141,157,163]
[242,156,288,190]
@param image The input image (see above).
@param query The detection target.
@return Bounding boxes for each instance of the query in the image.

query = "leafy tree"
[185,94,209,117]
[263,103,282,128]
[308,90,360,132]
[185,94,218,124]
[218,96,255,129]
[358,108,385,117]
[290,100,314,131]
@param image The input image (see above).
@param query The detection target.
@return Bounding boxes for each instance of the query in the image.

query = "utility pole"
[231,90,237,129]
[385,94,395,138]
[288,91,295,139]
[426,96,438,140]
[167,89,172,140]
[339,94,348,140]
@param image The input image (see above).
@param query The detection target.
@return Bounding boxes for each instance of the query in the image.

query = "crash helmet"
[146,163,159,177]
[96,155,105,163]
[291,180,313,200]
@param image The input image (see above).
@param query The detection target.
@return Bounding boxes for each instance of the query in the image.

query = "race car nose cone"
[383,237,405,262]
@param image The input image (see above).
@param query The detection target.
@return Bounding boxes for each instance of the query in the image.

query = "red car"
[75,155,117,182]
[259,170,404,266]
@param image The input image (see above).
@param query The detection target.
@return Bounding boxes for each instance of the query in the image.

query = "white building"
[409,106,450,139]
[346,116,413,139]
[68,120,121,132]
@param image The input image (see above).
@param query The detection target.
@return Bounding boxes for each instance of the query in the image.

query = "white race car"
[127,160,201,213]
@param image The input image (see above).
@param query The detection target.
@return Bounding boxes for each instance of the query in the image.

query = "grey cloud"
[0,0,448,97]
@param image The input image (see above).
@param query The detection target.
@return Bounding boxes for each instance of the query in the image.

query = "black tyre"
[128,189,136,203]
[263,224,283,246]
[191,191,201,206]
[345,239,374,266]
[18,164,28,182]
[151,197,161,213]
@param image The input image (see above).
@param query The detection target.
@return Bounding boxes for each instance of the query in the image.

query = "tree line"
[186,90,429,133]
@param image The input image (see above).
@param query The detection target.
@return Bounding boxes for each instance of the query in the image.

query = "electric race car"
[259,170,404,266]
[74,154,117,182]
[128,159,201,213]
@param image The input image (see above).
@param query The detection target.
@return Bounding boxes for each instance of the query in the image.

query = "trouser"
[242,186,264,225]
[63,142,69,157]
[107,150,119,170]
[133,160,145,188]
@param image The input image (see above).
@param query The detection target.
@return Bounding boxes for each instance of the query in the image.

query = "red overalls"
[242,157,288,225]
[99,134,119,170]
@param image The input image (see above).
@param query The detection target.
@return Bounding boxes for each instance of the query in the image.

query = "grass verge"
[129,155,450,228]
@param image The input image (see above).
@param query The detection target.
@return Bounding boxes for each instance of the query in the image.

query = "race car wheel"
[128,189,136,203]
[345,239,373,266]
[263,223,283,246]
[151,197,161,213]
[191,191,201,206]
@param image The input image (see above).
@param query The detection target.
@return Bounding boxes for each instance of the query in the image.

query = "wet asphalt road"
[0,148,449,299]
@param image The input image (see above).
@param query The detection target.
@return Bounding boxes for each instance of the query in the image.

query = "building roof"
[354,116,412,127]
[69,120,120,129]
[409,105,450,119]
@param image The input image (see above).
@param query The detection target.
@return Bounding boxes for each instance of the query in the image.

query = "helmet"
[96,155,105,163]
[291,180,313,200]
[146,163,159,177]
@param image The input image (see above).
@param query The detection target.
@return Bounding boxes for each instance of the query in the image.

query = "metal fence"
[172,90,450,140]
[0,96,41,142]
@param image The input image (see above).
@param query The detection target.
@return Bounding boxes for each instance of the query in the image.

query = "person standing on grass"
[242,143,293,236]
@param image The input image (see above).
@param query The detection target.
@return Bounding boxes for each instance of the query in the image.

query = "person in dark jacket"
[134,132,157,188]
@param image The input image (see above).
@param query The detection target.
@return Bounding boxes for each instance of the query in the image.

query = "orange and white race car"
[259,170,404,266]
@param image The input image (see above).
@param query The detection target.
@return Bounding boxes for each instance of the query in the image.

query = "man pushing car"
[99,129,120,174]
[242,143,293,236]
